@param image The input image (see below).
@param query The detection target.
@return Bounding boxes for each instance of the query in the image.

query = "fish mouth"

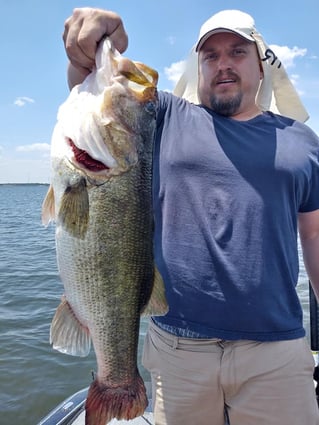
[67,137,110,173]
[54,38,158,184]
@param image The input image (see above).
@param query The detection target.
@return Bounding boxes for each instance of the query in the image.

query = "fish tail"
[85,375,148,425]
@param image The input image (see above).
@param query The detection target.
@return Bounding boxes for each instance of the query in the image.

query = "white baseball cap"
[195,10,256,52]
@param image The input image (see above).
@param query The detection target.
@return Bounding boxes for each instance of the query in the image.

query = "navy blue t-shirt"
[153,91,319,341]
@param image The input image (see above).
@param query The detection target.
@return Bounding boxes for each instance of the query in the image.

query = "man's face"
[197,32,263,118]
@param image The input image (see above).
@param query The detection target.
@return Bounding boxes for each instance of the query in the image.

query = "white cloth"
[173,34,309,123]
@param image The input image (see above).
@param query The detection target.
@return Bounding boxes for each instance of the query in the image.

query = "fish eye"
[144,101,156,116]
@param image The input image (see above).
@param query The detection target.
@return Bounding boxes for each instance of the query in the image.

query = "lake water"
[0,184,312,424]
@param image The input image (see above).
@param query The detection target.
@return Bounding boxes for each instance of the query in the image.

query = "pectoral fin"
[141,267,169,316]
[58,178,89,239]
[42,185,55,225]
[50,296,91,357]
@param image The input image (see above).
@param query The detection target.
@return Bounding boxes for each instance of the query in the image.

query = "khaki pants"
[142,319,319,425]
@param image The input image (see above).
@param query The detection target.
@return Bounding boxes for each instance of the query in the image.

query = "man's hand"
[63,7,128,88]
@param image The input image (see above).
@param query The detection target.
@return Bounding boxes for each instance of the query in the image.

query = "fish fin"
[141,267,169,316]
[42,185,55,225]
[58,178,89,239]
[50,296,91,357]
[85,374,148,425]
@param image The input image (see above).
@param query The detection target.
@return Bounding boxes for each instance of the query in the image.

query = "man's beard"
[209,92,242,116]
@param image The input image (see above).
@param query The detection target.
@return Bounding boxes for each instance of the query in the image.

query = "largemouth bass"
[42,38,167,425]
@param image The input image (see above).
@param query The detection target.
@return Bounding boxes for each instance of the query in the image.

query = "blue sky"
[1,0,318,183]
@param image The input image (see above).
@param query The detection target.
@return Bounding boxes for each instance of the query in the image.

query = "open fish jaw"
[51,38,158,181]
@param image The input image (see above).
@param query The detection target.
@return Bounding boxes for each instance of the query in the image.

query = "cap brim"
[196,28,255,52]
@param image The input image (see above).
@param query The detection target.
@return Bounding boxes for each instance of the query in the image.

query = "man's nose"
[216,54,232,70]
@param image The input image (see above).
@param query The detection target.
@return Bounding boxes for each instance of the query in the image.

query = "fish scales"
[42,38,168,425]
[57,166,153,367]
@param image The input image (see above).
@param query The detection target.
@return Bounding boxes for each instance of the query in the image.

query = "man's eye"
[204,53,217,60]
[233,49,246,56]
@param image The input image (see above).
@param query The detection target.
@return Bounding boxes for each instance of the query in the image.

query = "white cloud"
[14,96,35,107]
[16,143,50,153]
[164,60,186,85]
[269,45,307,69]
[0,144,51,183]
[166,36,176,45]
[0,157,51,184]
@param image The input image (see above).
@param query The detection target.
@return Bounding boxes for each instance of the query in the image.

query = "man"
[63,8,319,424]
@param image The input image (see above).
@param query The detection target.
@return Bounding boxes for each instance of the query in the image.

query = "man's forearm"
[301,235,319,301]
